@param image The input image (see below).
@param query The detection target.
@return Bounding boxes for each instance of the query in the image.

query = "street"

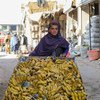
[0,53,100,100]
[76,57,100,100]
[0,52,19,100]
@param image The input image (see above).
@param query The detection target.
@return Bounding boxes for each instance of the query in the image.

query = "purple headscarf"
[29,20,69,56]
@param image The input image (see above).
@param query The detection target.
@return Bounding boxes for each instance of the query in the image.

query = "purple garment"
[29,33,69,56]
[29,20,69,56]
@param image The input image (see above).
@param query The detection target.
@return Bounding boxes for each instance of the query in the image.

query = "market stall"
[4,56,87,100]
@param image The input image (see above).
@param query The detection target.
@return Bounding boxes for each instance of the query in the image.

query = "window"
[10,25,16,31]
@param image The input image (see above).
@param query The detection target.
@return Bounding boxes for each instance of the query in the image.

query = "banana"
[9,87,19,95]
[71,92,75,100]
[74,92,79,100]
[8,94,13,100]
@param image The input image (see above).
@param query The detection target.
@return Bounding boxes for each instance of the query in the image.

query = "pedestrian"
[20,34,28,54]
[4,32,11,54]
[5,39,10,54]
[10,33,19,54]
[29,20,69,57]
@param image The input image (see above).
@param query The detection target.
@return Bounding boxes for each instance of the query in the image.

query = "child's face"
[49,25,58,36]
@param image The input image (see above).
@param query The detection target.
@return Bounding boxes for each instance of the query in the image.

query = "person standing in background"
[4,32,11,54]
[20,34,28,54]
[10,33,19,54]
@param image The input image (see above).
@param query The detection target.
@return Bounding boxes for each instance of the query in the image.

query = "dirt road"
[0,53,19,100]
[76,57,100,100]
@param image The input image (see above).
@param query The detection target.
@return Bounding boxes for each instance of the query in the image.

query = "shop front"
[81,0,100,50]
[77,0,100,59]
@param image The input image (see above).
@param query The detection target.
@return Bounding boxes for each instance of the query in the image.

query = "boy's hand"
[60,53,66,57]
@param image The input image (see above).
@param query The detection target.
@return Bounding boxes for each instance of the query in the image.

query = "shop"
[81,0,100,50]
[63,0,100,59]
[76,0,100,59]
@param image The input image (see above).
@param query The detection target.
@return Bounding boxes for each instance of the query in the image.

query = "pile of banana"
[4,57,87,100]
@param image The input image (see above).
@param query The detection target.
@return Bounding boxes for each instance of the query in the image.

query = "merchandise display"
[4,57,87,100]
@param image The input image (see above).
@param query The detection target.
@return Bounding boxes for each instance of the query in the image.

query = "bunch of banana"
[71,91,87,100]
[4,57,87,100]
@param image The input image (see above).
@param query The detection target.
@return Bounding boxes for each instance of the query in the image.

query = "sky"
[0,0,30,24]
[0,0,66,24]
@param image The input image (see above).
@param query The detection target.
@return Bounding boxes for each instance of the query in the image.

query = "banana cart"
[4,56,87,100]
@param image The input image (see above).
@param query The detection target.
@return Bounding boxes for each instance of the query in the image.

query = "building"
[64,0,100,47]
[21,0,67,51]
